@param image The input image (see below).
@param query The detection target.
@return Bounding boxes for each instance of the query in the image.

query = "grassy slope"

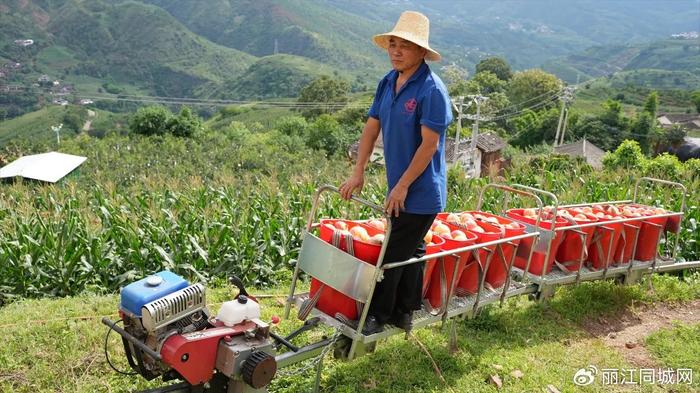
[1,273,698,392]
[214,54,339,100]
[0,105,126,145]
[646,323,700,378]
[544,39,700,85]
[143,0,386,75]
[572,78,695,116]
[0,105,69,145]
[2,0,257,99]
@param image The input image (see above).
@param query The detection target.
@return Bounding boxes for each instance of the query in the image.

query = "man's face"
[387,36,426,73]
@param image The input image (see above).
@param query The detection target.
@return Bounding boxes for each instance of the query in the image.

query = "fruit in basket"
[424,229,433,243]
[523,208,538,219]
[557,210,573,219]
[446,213,460,225]
[459,212,475,225]
[574,213,589,221]
[483,216,499,224]
[451,230,467,241]
[367,219,386,231]
[461,217,477,227]
[505,222,520,229]
[349,226,370,242]
[334,221,348,231]
[581,206,593,214]
[469,224,485,233]
[432,221,451,237]
[323,223,336,231]
[605,205,620,215]
[368,234,385,245]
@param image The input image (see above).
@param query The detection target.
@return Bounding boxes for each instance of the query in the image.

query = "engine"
[107,271,277,392]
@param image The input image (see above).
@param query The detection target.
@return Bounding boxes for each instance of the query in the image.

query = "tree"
[471,71,507,94]
[509,107,560,147]
[166,107,201,137]
[63,111,82,133]
[664,124,687,148]
[600,99,626,128]
[507,69,562,109]
[602,140,646,171]
[448,71,506,97]
[130,106,171,136]
[691,90,700,113]
[275,116,308,137]
[297,75,350,119]
[441,64,469,86]
[631,112,655,154]
[475,57,512,81]
[571,117,618,151]
[642,91,659,118]
[575,99,630,150]
[305,114,344,156]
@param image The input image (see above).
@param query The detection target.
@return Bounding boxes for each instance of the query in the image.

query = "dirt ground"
[581,299,700,367]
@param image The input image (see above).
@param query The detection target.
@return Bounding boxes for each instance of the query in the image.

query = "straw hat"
[373,11,441,62]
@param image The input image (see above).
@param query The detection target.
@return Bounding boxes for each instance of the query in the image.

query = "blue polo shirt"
[368,62,452,214]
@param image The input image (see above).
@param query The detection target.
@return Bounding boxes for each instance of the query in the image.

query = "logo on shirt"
[404,98,417,113]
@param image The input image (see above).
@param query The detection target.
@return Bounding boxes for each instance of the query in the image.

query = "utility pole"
[462,95,489,177]
[553,86,575,147]
[467,95,489,151]
[51,123,63,145]
[451,96,465,164]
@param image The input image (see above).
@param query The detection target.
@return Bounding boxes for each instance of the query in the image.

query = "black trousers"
[368,212,436,323]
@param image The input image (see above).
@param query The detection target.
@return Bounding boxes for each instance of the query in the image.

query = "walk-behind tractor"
[103,177,700,392]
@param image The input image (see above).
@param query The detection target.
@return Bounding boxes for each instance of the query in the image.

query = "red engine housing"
[160,321,257,385]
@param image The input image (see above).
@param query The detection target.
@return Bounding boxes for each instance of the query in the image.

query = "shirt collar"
[389,61,429,89]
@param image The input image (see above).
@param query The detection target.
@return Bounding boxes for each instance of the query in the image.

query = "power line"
[83,92,372,106]
[485,92,565,121]
[490,87,564,115]
[76,94,371,109]
[0,84,372,108]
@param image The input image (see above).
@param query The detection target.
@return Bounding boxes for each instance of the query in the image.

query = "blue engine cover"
[120,271,189,317]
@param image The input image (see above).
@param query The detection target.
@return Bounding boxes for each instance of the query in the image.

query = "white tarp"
[0,152,87,183]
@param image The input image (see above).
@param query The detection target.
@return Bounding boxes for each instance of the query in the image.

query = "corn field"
[0,133,697,304]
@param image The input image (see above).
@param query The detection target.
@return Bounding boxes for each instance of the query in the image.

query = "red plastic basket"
[311,219,383,320]
[422,235,446,297]
[614,218,643,265]
[468,212,527,288]
[555,210,598,271]
[456,220,501,294]
[587,209,624,270]
[507,209,567,276]
[425,221,478,309]
[621,204,670,262]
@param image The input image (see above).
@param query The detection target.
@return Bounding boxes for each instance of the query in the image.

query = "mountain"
[543,38,700,88]
[328,0,699,71]
[1,0,256,97]
[1,0,699,125]
[142,0,387,74]
[212,54,337,100]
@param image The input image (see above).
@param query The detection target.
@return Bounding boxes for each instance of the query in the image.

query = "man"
[339,11,452,334]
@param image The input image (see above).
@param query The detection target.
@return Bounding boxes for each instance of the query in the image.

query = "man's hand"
[385,183,408,217]
[339,173,364,200]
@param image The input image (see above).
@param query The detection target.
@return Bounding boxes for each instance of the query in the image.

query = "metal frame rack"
[278,177,699,392]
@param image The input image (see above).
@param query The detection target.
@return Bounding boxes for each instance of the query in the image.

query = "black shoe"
[391,312,413,332]
[360,315,384,335]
